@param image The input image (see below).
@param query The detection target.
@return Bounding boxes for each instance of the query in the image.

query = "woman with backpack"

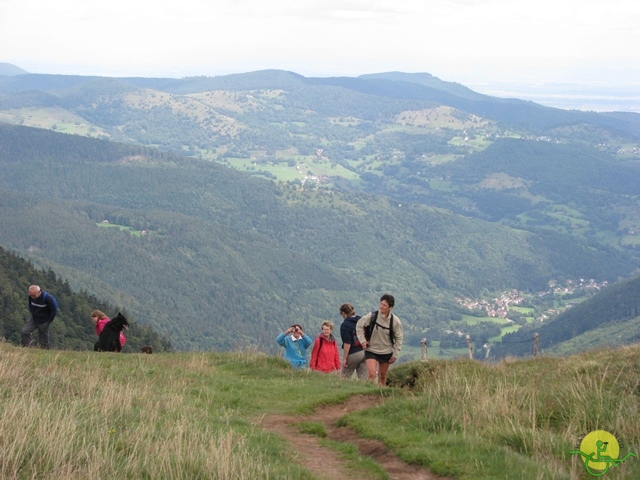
[339,303,367,379]
[356,294,404,386]
[310,321,341,373]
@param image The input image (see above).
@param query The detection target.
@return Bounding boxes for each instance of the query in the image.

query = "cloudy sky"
[1,0,638,90]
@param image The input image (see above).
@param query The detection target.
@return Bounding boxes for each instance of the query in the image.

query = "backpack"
[41,291,59,314]
[364,310,395,344]
[345,315,362,348]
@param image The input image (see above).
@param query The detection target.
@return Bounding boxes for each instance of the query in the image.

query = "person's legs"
[355,353,368,380]
[377,361,391,386]
[365,358,378,383]
[341,353,357,378]
[341,350,366,379]
[21,317,37,347]
[36,321,53,349]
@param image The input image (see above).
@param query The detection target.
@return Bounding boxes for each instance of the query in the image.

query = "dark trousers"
[21,317,53,349]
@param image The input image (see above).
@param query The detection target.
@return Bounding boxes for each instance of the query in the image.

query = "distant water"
[467,82,640,113]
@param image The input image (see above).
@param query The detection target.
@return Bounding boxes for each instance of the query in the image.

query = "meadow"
[1,341,638,479]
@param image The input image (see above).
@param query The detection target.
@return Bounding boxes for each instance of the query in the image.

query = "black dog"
[94,313,129,352]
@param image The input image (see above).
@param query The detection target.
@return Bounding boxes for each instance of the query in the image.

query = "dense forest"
[1,69,639,354]
[1,69,638,259]
[0,245,172,352]
[1,123,637,352]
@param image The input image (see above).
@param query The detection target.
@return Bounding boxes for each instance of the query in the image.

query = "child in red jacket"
[310,321,341,373]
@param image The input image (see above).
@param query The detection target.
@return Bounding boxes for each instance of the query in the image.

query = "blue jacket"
[28,291,58,324]
[276,332,313,369]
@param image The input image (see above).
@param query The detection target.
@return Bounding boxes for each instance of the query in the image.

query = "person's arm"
[301,334,313,348]
[45,295,57,323]
[310,337,320,370]
[276,332,287,347]
[342,343,351,367]
[333,343,341,371]
[339,321,350,345]
[356,314,370,349]
[391,317,404,362]
[340,321,351,366]
[96,318,106,335]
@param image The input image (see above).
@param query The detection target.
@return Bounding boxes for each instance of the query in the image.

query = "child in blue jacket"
[276,324,312,369]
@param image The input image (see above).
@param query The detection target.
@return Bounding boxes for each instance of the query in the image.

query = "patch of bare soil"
[259,395,453,480]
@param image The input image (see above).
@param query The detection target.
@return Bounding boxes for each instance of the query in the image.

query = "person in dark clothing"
[22,285,58,349]
[339,303,367,379]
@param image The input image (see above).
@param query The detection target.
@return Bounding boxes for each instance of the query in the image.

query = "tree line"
[1,123,638,351]
[0,245,172,352]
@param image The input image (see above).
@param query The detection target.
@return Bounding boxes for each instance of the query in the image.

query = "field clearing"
[509,306,534,314]
[622,235,640,246]
[437,347,470,358]
[428,177,458,191]
[448,135,491,153]
[223,156,360,183]
[0,107,108,137]
[96,222,145,237]
[462,314,511,325]
[499,324,521,335]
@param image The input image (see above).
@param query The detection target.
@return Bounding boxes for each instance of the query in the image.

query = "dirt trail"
[260,395,453,480]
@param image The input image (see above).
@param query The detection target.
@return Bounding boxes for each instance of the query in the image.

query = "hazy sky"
[1,0,638,88]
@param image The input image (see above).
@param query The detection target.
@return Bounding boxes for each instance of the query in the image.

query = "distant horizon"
[2,60,639,114]
[3,0,638,113]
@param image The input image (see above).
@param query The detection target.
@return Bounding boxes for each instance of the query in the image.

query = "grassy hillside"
[1,123,636,351]
[2,342,638,479]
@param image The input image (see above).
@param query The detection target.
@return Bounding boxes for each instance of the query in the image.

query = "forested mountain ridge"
[2,123,636,351]
[0,245,172,351]
[1,69,637,136]
[0,68,638,260]
[1,67,639,354]
[0,63,28,76]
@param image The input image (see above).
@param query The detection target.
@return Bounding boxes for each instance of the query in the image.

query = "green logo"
[569,430,636,476]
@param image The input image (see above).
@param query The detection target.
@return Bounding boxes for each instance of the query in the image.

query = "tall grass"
[2,341,638,479]
[360,345,640,479]
[0,343,374,479]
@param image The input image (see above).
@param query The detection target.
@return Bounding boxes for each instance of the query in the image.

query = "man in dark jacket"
[339,303,367,379]
[22,285,58,349]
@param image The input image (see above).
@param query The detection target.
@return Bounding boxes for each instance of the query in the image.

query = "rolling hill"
[0,122,637,352]
[1,68,638,256]
[1,66,639,354]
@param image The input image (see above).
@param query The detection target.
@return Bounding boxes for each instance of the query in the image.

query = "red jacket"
[310,334,341,372]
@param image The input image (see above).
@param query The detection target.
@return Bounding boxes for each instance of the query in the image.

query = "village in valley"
[455,278,608,323]
[404,278,612,359]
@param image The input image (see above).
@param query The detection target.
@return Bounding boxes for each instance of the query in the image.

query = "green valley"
[1,69,639,355]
